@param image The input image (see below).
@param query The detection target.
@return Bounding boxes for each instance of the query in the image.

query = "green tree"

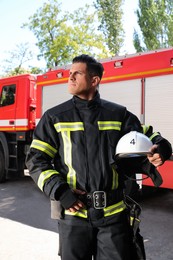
[134,0,173,52]
[0,43,44,77]
[94,0,124,55]
[23,0,112,68]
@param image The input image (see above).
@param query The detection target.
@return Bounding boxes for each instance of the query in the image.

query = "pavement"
[0,217,60,260]
[1,175,173,260]
[0,176,61,260]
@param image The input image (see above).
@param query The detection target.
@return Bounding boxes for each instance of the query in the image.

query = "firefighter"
[26,54,172,260]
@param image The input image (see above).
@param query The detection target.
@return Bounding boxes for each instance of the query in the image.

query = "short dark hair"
[72,54,104,80]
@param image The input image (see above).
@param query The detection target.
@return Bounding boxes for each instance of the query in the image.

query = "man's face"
[68,62,96,100]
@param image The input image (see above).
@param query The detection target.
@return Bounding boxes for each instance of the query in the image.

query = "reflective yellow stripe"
[54,122,84,189]
[31,139,57,158]
[150,132,159,140]
[104,200,126,217]
[111,164,119,189]
[65,208,88,218]
[98,121,122,131]
[61,131,76,189]
[130,216,140,226]
[142,125,150,134]
[54,122,84,132]
[38,169,59,191]
[65,200,126,219]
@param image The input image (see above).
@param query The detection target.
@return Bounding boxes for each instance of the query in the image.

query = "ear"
[91,76,101,87]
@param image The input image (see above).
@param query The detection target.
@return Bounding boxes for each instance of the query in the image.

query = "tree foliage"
[23,0,113,68]
[134,0,173,52]
[94,0,124,55]
[0,43,43,77]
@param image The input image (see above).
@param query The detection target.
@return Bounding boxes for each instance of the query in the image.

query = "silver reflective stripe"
[61,131,76,189]
[65,201,126,218]
[142,125,149,134]
[54,122,84,132]
[38,169,59,191]
[104,200,126,217]
[54,122,84,189]
[98,121,122,131]
[31,139,57,158]
[150,132,159,140]
[65,208,88,218]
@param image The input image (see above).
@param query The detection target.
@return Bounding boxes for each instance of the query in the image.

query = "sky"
[0,0,138,71]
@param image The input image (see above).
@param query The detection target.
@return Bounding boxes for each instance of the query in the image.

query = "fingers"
[148,144,158,156]
[147,152,163,167]
[68,200,85,212]
[67,189,86,212]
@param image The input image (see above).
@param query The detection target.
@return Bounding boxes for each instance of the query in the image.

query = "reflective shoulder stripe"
[38,169,59,191]
[65,208,88,218]
[149,132,160,141]
[98,121,122,131]
[31,139,57,158]
[104,200,126,217]
[54,122,84,132]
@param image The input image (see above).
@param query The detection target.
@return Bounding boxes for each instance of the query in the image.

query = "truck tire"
[0,149,6,182]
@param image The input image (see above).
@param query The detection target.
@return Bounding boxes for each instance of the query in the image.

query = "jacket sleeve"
[141,124,172,161]
[25,110,77,209]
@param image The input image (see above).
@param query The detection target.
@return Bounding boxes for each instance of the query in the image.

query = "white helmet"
[115,131,153,158]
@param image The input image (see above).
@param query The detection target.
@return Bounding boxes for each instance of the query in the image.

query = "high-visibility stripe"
[31,139,57,158]
[98,121,122,131]
[104,200,126,217]
[65,208,88,218]
[149,132,159,141]
[54,122,84,132]
[142,125,160,141]
[142,125,150,134]
[111,164,119,189]
[61,131,76,189]
[130,216,140,226]
[38,169,59,191]
[65,200,126,219]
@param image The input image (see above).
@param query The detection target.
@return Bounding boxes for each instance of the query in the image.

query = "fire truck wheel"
[0,149,6,182]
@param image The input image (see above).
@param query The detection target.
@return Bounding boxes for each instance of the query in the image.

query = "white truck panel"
[99,79,142,120]
[42,83,71,114]
[145,74,173,147]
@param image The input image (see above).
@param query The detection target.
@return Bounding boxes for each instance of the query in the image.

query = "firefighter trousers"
[58,209,133,260]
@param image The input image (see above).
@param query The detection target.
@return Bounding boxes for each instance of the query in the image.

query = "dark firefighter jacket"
[26,92,172,218]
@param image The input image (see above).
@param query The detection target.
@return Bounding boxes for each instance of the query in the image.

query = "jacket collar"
[72,91,101,109]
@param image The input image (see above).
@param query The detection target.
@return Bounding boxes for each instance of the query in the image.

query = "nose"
[69,72,76,81]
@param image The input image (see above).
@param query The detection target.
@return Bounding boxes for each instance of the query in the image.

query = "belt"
[79,190,124,210]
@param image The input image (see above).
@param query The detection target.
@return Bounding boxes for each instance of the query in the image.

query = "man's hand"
[147,144,164,167]
[67,189,86,212]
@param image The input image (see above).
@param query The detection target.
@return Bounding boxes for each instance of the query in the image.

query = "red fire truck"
[0,48,173,188]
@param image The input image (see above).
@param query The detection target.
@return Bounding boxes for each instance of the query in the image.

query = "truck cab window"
[0,85,16,106]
